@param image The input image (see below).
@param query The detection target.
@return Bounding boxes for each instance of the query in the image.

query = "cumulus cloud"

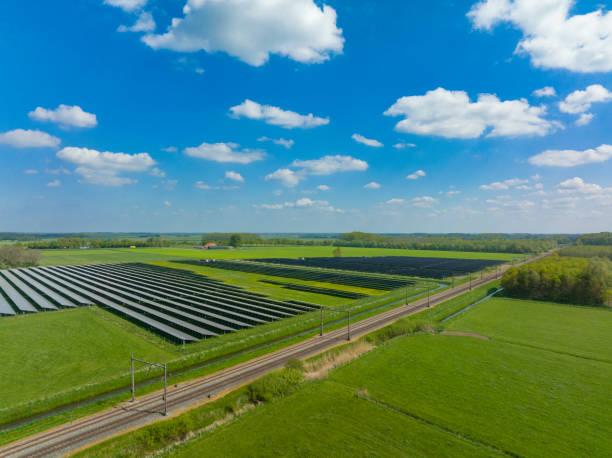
[184,142,265,164]
[46,179,61,188]
[265,168,301,187]
[406,170,426,180]
[57,146,155,186]
[257,136,294,149]
[411,196,438,208]
[254,198,339,212]
[104,0,147,12]
[528,144,612,167]
[364,182,381,189]
[558,85,612,124]
[163,200,172,207]
[162,146,178,153]
[351,134,383,147]
[385,198,405,205]
[118,11,155,33]
[317,185,330,191]
[141,0,343,66]
[533,86,556,97]
[290,155,368,175]
[24,169,38,175]
[29,104,97,129]
[230,100,329,129]
[225,171,244,183]
[468,0,612,73]
[556,177,612,195]
[480,178,528,190]
[384,88,558,139]
[0,129,60,148]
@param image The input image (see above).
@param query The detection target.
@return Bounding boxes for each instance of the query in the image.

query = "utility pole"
[131,354,135,403]
[427,286,431,307]
[347,311,351,341]
[320,307,323,337]
[163,364,167,416]
[469,273,472,291]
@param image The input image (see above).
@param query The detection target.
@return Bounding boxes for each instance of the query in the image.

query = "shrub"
[365,318,435,345]
[285,358,305,372]
[247,368,303,403]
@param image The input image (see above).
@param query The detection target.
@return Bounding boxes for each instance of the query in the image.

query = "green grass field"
[0,308,176,423]
[446,297,612,362]
[39,246,519,266]
[166,295,612,457]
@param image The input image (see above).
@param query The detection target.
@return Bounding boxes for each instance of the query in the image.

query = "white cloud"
[411,196,438,208]
[104,0,147,12]
[24,169,38,175]
[265,168,301,187]
[468,0,612,73]
[195,68,205,74]
[556,177,612,195]
[406,170,426,180]
[141,0,343,66]
[531,174,542,180]
[351,133,383,147]
[57,146,155,186]
[118,11,155,33]
[386,198,405,205]
[225,171,244,183]
[257,136,294,149]
[29,104,97,129]
[559,85,612,114]
[446,190,461,197]
[161,179,178,190]
[162,146,178,153]
[45,168,71,175]
[533,86,556,97]
[393,142,416,149]
[184,142,265,164]
[195,181,210,190]
[384,88,557,139]
[46,179,61,188]
[317,185,330,191]
[0,129,60,149]
[291,155,368,175]
[480,178,528,190]
[542,196,580,209]
[529,144,612,167]
[364,182,381,189]
[575,113,594,126]
[163,200,172,207]
[149,167,166,178]
[230,100,329,129]
[486,199,535,210]
[254,198,338,212]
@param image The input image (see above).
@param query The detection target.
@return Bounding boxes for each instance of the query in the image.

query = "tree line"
[559,245,612,261]
[333,232,558,254]
[575,232,612,246]
[26,237,174,249]
[502,255,612,306]
[0,245,41,269]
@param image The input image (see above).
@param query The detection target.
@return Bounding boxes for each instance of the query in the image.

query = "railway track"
[0,255,545,458]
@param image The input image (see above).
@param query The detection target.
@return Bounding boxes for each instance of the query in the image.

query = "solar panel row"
[0,263,319,343]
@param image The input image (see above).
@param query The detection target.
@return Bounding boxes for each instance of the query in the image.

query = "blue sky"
[1,0,612,233]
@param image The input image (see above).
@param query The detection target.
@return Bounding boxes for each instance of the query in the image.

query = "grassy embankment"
[77,288,612,457]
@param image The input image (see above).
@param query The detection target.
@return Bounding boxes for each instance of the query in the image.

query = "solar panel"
[34,268,197,342]
[0,273,37,312]
[26,268,92,306]
[0,291,16,316]
[0,270,57,311]
[10,269,76,308]
[44,267,216,339]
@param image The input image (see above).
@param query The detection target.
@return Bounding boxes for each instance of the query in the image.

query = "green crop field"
[39,246,519,266]
[166,296,612,457]
[0,307,175,424]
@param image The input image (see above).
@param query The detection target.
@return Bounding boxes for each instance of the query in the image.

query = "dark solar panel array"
[0,263,319,343]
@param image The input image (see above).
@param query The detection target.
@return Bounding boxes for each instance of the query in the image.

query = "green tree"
[229,234,242,248]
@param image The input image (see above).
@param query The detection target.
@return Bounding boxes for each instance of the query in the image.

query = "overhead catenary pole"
[320,307,323,337]
[347,311,351,341]
[131,354,135,403]
[163,364,167,416]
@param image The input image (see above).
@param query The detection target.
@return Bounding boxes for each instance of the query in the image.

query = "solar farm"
[245,256,505,279]
[0,263,319,343]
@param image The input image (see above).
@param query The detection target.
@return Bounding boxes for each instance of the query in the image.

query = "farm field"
[446,296,612,362]
[165,296,612,457]
[0,307,175,423]
[39,246,520,266]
